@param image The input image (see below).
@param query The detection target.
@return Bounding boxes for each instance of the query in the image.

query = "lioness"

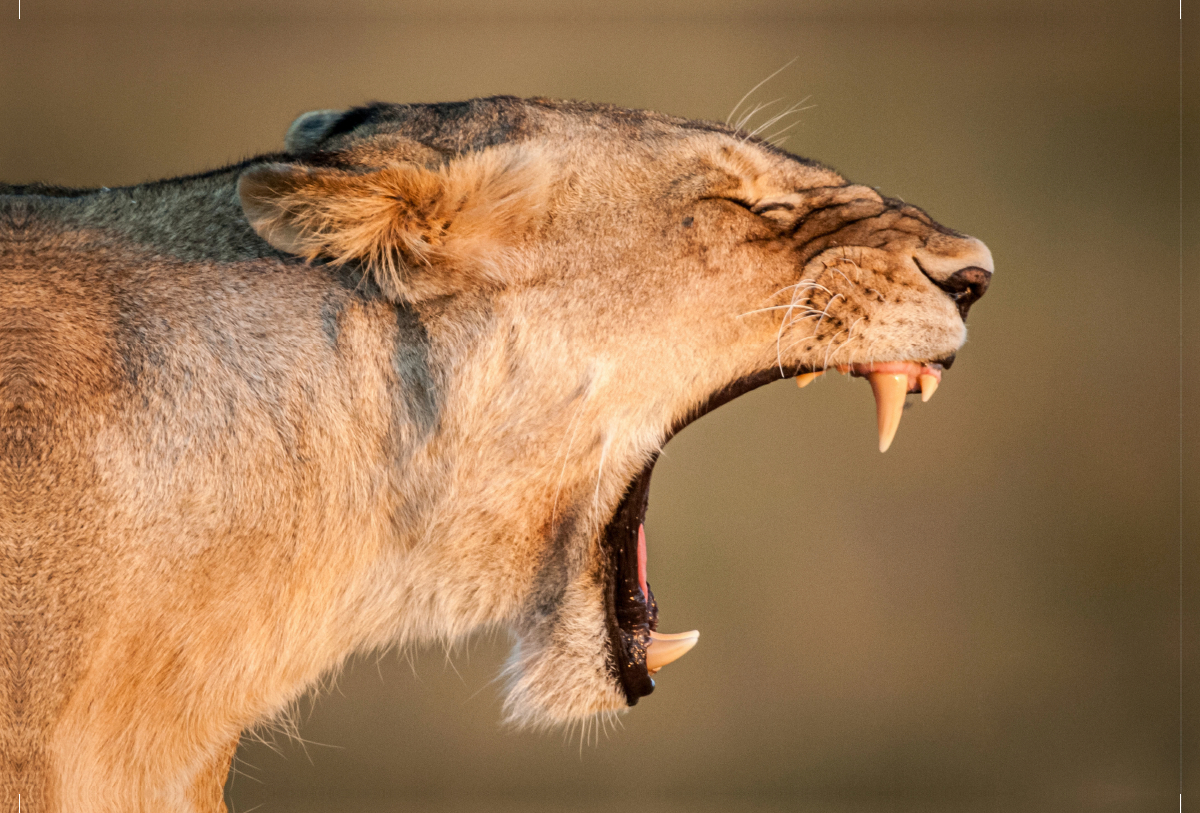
[0,96,991,811]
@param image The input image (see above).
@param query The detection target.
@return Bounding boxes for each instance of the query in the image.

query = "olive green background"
[1,3,1193,812]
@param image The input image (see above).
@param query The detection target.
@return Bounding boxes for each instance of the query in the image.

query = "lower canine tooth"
[795,371,824,388]
[645,630,699,674]
[918,373,939,402]
[867,372,908,453]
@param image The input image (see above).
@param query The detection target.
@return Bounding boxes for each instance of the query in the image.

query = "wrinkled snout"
[913,235,994,320]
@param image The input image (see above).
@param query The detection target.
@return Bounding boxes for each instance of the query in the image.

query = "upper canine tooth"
[795,371,824,388]
[645,630,699,674]
[867,372,908,453]
[918,373,939,402]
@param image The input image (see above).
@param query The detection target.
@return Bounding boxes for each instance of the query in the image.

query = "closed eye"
[705,196,757,213]
[705,196,790,215]
[751,201,795,215]
[700,197,796,229]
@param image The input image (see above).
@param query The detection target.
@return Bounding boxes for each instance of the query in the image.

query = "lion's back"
[0,205,134,795]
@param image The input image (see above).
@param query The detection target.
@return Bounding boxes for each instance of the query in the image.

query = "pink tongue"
[637,523,649,599]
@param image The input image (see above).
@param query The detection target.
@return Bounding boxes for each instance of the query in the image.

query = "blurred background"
[2,2,1192,811]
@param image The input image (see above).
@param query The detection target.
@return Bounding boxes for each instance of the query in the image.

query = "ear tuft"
[238,145,552,302]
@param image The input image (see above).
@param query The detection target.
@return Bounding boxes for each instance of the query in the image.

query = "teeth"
[867,372,908,453]
[645,630,699,674]
[918,373,939,402]
[795,371,824,388]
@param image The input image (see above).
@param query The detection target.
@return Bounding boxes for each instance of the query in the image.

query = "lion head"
[235,97,992,729]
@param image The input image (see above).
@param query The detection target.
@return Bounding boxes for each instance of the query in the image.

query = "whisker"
[739,302,821,316]
[830,266,856,290]
[765,281,831,304]
[764,115,808,144]
[831,248,865,277]
[726,59,797,126]
[814,293,844,330]
[762,102,815,141]
[750,100,808,135]
[822,330,849,369]
[733,98,782,134]
[743,98,811,142]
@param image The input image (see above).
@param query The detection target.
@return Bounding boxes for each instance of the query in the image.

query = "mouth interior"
[602,356,956,704]
[601,366,809,704]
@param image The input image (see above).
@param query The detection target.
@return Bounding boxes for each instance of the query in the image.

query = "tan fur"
[0,97,991,811]
[240,143,553,303]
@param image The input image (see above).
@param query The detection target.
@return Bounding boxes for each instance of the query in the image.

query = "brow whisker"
[743,98,811,143]
[733,98,782,134]
[726,59,797,126]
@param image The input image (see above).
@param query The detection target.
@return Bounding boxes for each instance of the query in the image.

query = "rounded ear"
[238,163,314,256]
[284,109,345,153]
[238,144,552,303]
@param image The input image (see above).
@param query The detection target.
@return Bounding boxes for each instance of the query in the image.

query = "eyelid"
[707,196,795,217]
[705,196,764,214]
[699,196,796,227]
[752,201,795,214]
[710,196,756,212]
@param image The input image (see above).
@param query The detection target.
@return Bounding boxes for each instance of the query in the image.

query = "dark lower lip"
[602,460,658,704]
[603,363,813,705]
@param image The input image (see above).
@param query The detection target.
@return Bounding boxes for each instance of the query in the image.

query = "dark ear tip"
[285,109,345,153]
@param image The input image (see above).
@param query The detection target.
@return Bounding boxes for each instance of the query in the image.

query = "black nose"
[935,266,992,320]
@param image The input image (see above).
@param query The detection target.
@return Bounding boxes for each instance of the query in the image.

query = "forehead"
[320,96,846,190]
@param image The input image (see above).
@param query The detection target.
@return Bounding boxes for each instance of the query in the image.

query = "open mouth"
[602,355,956,705]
